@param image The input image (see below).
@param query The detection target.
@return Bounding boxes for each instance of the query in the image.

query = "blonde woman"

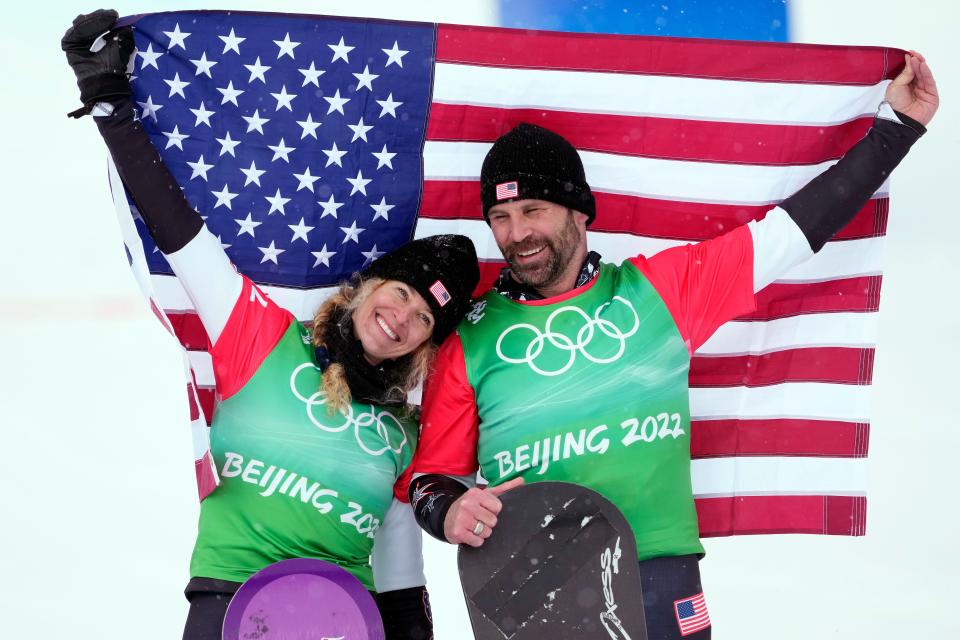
[63,10,479,639]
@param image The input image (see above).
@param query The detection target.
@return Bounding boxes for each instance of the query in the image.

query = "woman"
[62,11,479,640]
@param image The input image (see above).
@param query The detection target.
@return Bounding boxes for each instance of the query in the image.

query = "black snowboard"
[458,481,647,640]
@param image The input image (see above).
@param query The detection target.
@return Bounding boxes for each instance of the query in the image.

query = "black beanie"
[361,234,479,344]
[480,123,596,225]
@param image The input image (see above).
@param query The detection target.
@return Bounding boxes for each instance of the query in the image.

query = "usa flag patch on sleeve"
[495,181,518,200]
[428,279,452,307]
[674,592,711,636]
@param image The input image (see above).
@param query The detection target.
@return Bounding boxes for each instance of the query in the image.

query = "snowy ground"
[2,1,957,637]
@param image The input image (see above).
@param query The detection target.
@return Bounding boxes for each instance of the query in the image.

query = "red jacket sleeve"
[630,224,756,353]
[209,276,293,401]
[395,334,480,502]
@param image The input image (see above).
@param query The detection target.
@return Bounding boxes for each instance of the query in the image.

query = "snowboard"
[458,481,647,640]
[222,558,385,640]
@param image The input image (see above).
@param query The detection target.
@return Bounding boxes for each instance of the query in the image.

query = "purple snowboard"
[222,558,384,640]
[458,482,647,640]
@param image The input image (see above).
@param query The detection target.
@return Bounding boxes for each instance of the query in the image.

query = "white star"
[318,194,344,219]
[242,109,270,134]
[216,131,240,157]
[274,32,301,59]
[328,36,354,63]
[298,61,325,87]
[244,57,270,83]
[382,41,409,68]
[258,240,286,264]
[187,154,214,181]
[361,244,386,266]
[348,117,373,143]
[162,125,189,150]
[292,167,320,192]
[163,24,191,50]
[211,184,238,209]
[371,144,396,170]
[311,244,337,268]
[265,188,291,215]
[219,28,245,55]
[369,196,395,221]
[268,138,295,163]
[352,65,379,91]
[270,85,297,112]
[136,95,163,122]
[323,89,350,115]
[235,212,262,238]
[376,93,403,118]
[240,160,265,187]
[189,51,218,78]
[137,43,164,70]
[216,235,232,252]
[189,101,214,127]
[296,113,321,140]
[346,170,371,196]
[322,141,348,168]
[163,72,190,99]
[288,217,315,243]
[340,220,365,244]
[217,81,244,107]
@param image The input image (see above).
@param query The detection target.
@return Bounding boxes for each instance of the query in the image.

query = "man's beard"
[502,214,581,291]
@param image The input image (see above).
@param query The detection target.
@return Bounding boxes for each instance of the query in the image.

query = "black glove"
[61,9,135,118]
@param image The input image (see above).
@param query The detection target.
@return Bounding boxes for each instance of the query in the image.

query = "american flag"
[429,280,452,307]
[674,592,711,636]
[495,180,518,200]
[110,10,901,537]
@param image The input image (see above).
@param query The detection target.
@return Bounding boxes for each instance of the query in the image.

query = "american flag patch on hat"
[428,280,452,307]
[674,592,711,636]
[495,181,518,200]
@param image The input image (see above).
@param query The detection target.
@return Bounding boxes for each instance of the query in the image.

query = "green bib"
[190,321,418,589]
[458,263,702,560]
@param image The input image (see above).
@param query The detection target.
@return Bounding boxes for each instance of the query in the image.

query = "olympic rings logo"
[496,296,640,376]
[289,363,409,457]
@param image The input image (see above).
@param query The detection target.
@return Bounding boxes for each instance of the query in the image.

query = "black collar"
[494,251,602,302]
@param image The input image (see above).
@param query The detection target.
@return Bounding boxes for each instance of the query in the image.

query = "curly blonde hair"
[310,277,437,414]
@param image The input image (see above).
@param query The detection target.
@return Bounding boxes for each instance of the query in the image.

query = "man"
[408,54,938,639]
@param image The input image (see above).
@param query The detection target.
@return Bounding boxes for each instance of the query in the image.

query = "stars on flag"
[268,138,296,163]
[382,41,408,67]
[274,33,301,59]
[190,101,215,127]
[188,155,214,181]
[240,160,266,187]
[219,28,245,54]
[217,81,244,106]
[353,66,378,91]
[328,37,354,63]
[242,109,270,134]
[244,57,271,83]
[190,52,218,77]
[163,23,190,50]
[323,89,350,115]
[296,113,322,139]
[137,43,164,69]
[376,94,402,118]
[127,13,428,285]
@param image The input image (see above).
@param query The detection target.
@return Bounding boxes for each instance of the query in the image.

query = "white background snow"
[1,1,957,637]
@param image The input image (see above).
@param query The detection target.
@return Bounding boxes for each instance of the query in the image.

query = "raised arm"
[63,10,241,343]
[754,52,937,288]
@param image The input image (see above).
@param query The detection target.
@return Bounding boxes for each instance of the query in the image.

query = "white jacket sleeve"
[371,498,427,593]
[163,225,243,345]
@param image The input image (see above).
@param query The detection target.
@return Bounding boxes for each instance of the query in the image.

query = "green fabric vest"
[458,263,702,560]
[190,321,418,589]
